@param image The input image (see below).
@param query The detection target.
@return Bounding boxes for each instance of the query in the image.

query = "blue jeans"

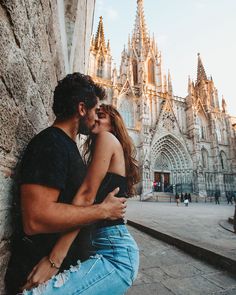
[22,225,139,295]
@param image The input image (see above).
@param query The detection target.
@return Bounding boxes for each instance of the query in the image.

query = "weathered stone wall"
[0,0,96,291]
[0,0,67,293]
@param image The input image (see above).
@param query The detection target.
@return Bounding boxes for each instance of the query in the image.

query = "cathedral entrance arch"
[151,134,193,192]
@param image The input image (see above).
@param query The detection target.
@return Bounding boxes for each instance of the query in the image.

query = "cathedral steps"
[141,192,175,202]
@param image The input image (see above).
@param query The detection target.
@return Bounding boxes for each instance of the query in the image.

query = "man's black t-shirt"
[5,127,87,293]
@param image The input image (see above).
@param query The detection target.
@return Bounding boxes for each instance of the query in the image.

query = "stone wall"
[0,1,67,292]
[0,0,96,291]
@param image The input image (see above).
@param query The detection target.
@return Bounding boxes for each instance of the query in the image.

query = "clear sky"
[94,0,236,117]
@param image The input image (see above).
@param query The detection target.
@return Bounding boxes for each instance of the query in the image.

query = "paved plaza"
[126,200,236,294]
[127,226,236,295]
[127,200,236,261]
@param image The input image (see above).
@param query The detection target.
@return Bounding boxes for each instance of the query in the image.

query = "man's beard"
[78,115,92,135]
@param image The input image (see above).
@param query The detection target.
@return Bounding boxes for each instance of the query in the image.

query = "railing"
[164,184,173,193]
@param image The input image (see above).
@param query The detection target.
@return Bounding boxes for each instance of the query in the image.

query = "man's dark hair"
[53,72,106,120]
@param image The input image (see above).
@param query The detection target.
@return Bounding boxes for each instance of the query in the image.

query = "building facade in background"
[89,0,236,198]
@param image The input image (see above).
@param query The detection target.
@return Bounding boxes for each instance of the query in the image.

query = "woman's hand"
[21,256,60,291]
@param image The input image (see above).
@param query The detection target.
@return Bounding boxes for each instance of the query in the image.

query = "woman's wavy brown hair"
[83,104,140,196]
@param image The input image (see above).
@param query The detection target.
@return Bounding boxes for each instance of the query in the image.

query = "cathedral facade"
[88,0,236,198]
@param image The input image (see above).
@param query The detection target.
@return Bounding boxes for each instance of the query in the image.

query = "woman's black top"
[94,172,128,227]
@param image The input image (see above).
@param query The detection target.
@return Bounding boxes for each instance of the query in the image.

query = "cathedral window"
[97,56,104,77]
[148,59,155,84]
[132,60,138,84]
[216,125,222,142]
[119,99,134,128]
[201,148,209,169]
[220,151,228,170]
[198,117,208,140]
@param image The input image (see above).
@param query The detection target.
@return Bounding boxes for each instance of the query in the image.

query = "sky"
[94,0,236,117]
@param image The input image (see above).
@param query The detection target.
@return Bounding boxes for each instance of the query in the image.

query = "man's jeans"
[22,225,139,295]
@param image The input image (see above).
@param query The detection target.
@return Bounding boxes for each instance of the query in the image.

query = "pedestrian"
[5,74,139,295]
[175,193,180,206]
[153,181,157,192]
[226,192,233,205]
[188,193,192,202]
[181,192,184,202]
[184,192,188,200]
[233,192,236,204]
[184,198,189,207]
[214,191,220,205]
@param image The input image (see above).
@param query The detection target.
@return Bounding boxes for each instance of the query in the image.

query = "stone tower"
[89,16,113,102]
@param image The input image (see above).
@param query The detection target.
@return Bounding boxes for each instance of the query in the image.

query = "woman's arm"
[49,132,118,261]
[22,132,120,290]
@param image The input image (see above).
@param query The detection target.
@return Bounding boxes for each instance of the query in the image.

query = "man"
[214,191,220,205]
[5,73,127,294]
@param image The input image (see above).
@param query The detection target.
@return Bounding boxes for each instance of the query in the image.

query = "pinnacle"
[132,0,150,54]
[95,16,106,51]
[197,53,207,83]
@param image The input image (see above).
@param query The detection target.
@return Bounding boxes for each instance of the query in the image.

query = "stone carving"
[162,112,175,131]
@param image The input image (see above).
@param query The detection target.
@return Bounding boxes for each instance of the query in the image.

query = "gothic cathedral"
[88,0,236,198]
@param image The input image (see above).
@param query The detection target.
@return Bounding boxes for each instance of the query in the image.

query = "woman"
[22,104,140,295]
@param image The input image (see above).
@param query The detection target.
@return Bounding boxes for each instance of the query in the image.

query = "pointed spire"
[188,75,192,94]
[163,74,167,93]
[168,70,173,97]
[197,53,207,83]
[107,39,110,51]
[95,16,106,51]
[112,63,118,85]
[132,0,150,56]
[222,95,227,113]
[188,76,195,96]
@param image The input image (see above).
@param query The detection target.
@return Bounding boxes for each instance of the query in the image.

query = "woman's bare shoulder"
[96,131,120,145]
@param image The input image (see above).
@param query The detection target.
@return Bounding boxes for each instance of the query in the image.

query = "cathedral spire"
[95,16,106,51]
[197,53,207,83]
[163,74,167,93]
[132,0,150,56]
[168,70,173,97]
[222,95,227,113]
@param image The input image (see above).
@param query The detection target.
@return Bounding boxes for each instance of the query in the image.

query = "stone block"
[162,274,223,295]
[0,6,16,76]
[0,79,20,153]
[0,241,11,295]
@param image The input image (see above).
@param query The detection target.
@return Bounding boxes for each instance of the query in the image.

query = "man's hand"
[101,187,127,220]
[21,256,59,291]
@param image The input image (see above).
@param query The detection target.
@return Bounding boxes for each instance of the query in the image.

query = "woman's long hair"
[83,104,140,196]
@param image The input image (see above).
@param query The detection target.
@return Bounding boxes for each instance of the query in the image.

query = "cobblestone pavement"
[127,226,236,295]
[126,201,236,261]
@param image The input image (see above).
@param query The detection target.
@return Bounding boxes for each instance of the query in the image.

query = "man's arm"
[21,184,125,235]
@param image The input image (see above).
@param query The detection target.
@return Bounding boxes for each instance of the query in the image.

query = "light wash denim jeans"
[22,225,139,295]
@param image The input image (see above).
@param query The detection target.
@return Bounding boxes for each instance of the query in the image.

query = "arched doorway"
[154,153,172,191]
[151,135,193,193]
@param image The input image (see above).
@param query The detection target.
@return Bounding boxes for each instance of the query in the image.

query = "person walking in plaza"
[5,74,139,295]
[181,192,184,202]
[184,198,189,207]
[188,193,192,202]
[233,192,236,204]
[175,193,180,206]
[226,192,233,205]
[214,191,220,205]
